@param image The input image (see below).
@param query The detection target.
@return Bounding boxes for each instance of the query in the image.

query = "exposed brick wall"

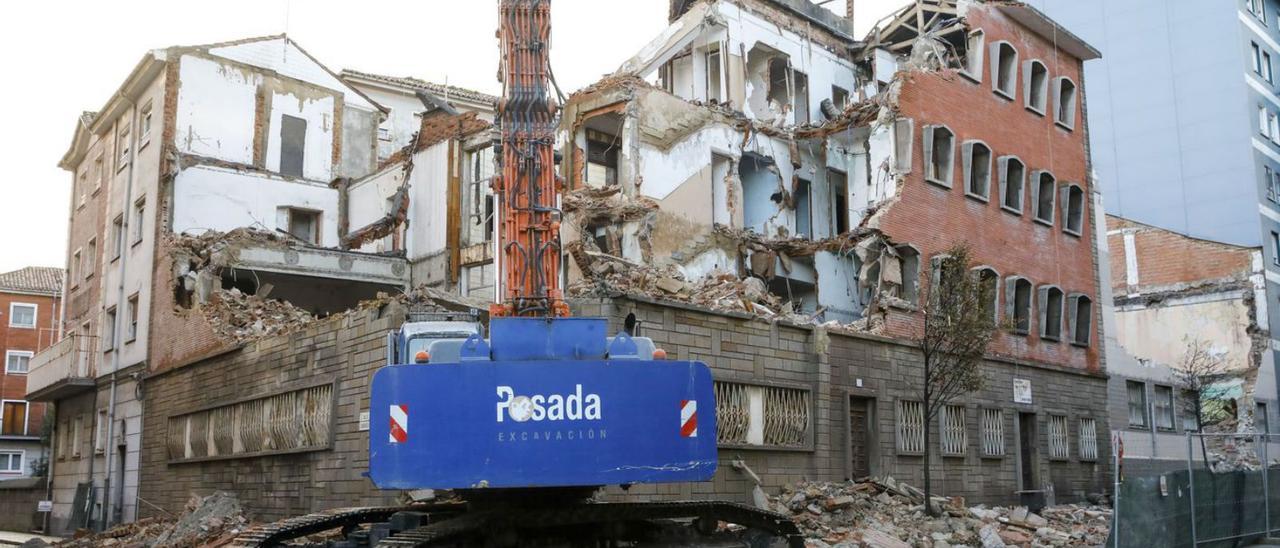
[1106,215,1255,295]
[138,305,406,522]
[145,237,237,373]
[878,5,1100,373]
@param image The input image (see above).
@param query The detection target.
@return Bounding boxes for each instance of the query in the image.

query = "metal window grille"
[763,386,810,447]
[981,408,1005,456]
[1048,415,1069,459]
[897,400,925,453]
[1078,418,1098,461]
[714,382,809,448]
[167,384,333,462]
[940,405,967,455]
[714,382,750,445]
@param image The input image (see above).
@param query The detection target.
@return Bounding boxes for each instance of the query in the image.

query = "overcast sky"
[0,0,902,274]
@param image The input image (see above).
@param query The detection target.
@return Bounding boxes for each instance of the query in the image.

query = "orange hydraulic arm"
[493,0,568,318]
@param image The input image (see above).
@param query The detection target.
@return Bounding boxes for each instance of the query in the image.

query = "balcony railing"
[26,333,96,402]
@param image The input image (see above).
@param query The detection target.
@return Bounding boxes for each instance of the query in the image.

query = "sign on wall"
[1013,379,1032,404]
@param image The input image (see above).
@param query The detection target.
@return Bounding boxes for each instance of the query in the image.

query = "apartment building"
[0,267,61,479]
[553,0,1109,504]
[1031,0,1280,396]
[26,34,420,534]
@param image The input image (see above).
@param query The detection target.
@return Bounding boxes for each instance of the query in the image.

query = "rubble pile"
[55,492,248,548]
[772,479,1111,548]
[204,287,315,341]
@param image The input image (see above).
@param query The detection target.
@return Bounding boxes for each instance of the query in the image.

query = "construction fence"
[1110,433,1280,548]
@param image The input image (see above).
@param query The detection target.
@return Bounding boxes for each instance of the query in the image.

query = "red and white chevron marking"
[680,400,697,438]
[389,404,408,443]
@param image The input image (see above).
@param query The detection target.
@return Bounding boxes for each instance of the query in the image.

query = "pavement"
[0,531,59,545]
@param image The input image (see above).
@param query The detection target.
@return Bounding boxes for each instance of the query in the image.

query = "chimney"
[846,0,854,28]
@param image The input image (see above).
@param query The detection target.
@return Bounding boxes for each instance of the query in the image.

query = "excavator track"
[230,503,466,547]
[235,500,803,548]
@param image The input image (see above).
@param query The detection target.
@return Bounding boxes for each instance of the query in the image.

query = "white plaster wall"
[172,165,340,247]
[354,86,426,159]
[713,2,858,125]
[208,38,377,111]
[264,91,336,181]
[638,123,741,201]
[348,165,406,253]
[175,55,259,163]
[1115,295,1256,375]
[406,142,451,260]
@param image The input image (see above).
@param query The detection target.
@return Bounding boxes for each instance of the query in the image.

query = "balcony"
[26,334,96,402]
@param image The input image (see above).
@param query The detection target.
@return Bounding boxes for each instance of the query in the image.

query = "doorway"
[849,396,874,479]
[1017,412,1039,491]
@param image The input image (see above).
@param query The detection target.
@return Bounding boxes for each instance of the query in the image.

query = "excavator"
[231,1,803,546]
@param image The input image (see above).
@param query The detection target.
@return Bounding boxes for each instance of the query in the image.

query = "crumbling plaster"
[171,165,341,247]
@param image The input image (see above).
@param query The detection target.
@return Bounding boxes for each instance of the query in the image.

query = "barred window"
[1048,415,1069,460]
[897,400,925,454]
[714,382,810,448]
[940,405,967,456]
[167,383,334,462]
[981,408,1005,456]
[1078,418,1098,461]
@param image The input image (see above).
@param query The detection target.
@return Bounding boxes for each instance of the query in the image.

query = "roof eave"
[995,4,1101,61]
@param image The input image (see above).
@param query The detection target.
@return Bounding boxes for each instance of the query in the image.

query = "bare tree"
[1174,337,1227,463]
[915,243,998,516]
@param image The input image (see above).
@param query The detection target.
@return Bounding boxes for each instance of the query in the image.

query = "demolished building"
[560,0,1110,505]
[1099,214,1278,475]
[34,0,1118,534]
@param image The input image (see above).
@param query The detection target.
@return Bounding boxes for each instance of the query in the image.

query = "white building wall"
[172,165,341,247]
[208,38,376,111]
[406,142,451,260]
[175,55,259,164]
[347,165,406,254]
[263,91,336,182]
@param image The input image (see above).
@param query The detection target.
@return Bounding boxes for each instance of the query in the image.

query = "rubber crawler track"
[230,503,465,547]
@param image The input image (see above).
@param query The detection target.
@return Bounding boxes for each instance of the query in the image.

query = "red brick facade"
[878,6,1101,372]
[0,290,60,442]
[1106,215,1255,295]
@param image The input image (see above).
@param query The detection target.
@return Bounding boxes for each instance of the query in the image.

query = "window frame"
[1037,285,1066,342]
[5,350,33,375]
[1023,59,1049,115]
[1061,183,1086,236]
[1153,384,1175,431]
[973,266,1001,325]
[989,40,1019,100]
[1067,293,1094,347]
[132,197,146,246]
[116,125,131,173]
[7,303,36,329]
[1030,170,1057,226]
[962,29,986,83]
[923,125,956,188]
[1005,276,1033,336]
[1127,380,1149,428]
[1078,418,1099,462]
[103,306,117,352]
[962,140,993,202]
[1272,232,1280,266]
[139,101,154,150]
[0,450,22,474]
[111,214,125,261]
[1,400,30,437]
[126,293,140,343]
[998,156,1025,215]
[1053,76,1078,130]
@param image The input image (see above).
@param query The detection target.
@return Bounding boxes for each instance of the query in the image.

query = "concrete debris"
[203,286,315,342]
[772,480,1111,547]
[57,491,247,547]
